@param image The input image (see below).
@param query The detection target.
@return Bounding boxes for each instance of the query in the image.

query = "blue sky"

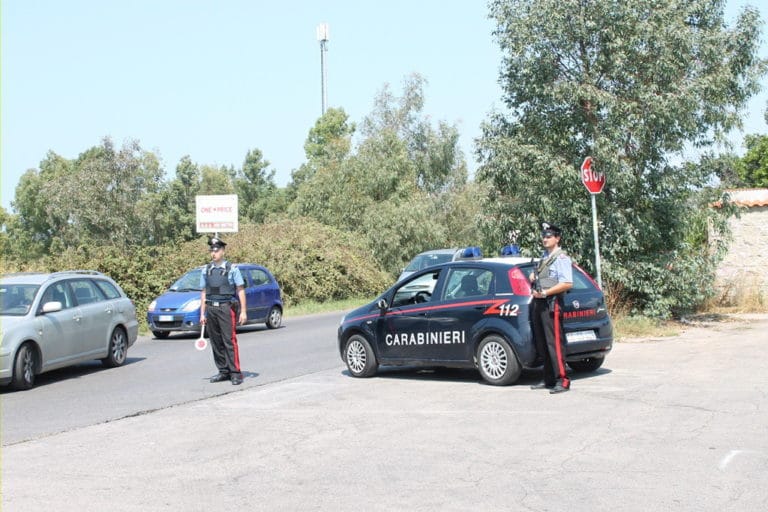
[2,1,767,212]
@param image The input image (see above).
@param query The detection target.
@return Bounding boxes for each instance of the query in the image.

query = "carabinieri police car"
[337,249,612,386]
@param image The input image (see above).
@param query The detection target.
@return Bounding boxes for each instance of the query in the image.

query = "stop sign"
[580,156,605,194]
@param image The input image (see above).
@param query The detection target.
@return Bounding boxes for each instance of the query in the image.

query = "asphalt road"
[1,311,345,445]
[3,313,768,511]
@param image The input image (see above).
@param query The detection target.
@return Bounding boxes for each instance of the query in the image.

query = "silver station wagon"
[0,270,139,390]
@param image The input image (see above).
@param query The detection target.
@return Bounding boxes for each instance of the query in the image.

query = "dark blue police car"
[338,254,612,385]
[147,264,283,339]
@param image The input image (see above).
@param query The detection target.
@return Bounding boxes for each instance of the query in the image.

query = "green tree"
[10,165,59,258]
[156,155,201,242]
[199,164,235,195]
[290,74,473,274]
[694,152,745,189]
[478,0,766,317]
[9,138,165,255]
[236,148,279,224]
[0,206,12,266]
[737,134,768,187]
[288,107,355,203]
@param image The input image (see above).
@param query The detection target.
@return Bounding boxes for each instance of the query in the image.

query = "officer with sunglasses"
[529,223,573,394]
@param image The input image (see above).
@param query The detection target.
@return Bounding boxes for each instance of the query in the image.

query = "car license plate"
[566,330,597,342]
[158,315,174,322]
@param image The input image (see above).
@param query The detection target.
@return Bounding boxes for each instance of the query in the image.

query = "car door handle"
[104,307,113,314]
[73,314,82,322]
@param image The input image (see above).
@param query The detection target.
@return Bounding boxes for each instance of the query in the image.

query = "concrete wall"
[715,205,768,302]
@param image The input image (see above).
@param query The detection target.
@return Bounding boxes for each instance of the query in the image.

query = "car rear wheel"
[102,327,128,368]
[344,334,378,378]
[568,356,605,373]
[477,335,520,386]
[152,330,170,339]
[266,306,282,329]
[11,343,36,390]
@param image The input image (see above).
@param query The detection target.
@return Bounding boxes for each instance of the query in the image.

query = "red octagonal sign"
[580,156,605,194]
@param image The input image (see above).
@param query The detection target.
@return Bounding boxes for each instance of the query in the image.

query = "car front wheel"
[568,356,605,373]
[344,334,378,378]
[12,343,36,390]
[102,327,128,368]
[477,335,520,386]
[266,306,282,329]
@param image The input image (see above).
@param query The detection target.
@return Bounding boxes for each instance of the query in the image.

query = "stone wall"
[714,205,768,303]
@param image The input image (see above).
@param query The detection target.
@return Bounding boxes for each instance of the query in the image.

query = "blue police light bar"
[457,246,483,260]
[500,244,521,257]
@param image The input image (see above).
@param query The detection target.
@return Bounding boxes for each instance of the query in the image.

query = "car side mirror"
[376,298,388,310]
[42,301,63,313]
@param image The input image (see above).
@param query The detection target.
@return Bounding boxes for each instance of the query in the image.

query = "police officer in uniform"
[200,237,248,385]
[529,223,574,394]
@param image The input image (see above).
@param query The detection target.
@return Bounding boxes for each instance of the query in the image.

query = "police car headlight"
[182,299,201,312]
[147,300,156,311]
[339,314,346,326]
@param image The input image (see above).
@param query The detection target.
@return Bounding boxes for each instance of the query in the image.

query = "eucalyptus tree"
[9,138,165,254]
[477,0,766,316]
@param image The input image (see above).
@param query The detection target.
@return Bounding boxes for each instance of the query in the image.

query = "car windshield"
[169,269,203,292]
[0,284,40,316]
[404,253,453,272]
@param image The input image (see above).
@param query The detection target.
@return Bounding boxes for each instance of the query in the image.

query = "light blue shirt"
[542,251,573,284]
[199,261,245,289]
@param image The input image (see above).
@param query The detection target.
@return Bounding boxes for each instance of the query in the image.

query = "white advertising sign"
[195,194,239,233]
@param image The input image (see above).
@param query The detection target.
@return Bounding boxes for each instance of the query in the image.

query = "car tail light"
[508,267,532,296]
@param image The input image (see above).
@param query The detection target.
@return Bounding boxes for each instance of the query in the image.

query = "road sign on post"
[195,194,239,234]
[580,157,604,289]
[581,156,606,194]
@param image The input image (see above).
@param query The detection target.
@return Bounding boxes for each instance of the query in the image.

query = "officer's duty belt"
[205,300,231,307]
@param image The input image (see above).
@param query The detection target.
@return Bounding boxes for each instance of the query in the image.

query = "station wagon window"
[392,270,440,307]
[95,279,121,299]
[39,282,74,311]
[70,279,106,305]
[443,268,494,300]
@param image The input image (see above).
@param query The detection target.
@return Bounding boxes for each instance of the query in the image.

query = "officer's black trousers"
[206,303,241,376]
[532,297,570,387]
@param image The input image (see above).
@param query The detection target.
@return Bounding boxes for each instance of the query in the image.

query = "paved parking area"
[3,314,767,511]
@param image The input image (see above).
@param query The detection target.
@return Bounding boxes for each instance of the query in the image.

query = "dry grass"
[705,282,767,314]
[612,315,681,340]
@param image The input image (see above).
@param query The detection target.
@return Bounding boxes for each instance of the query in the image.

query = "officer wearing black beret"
[529,223,574,394]
[199,237,248,385]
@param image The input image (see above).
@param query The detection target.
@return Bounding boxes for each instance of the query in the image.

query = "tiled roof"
[726,189,768,207]
[713,189,768,208]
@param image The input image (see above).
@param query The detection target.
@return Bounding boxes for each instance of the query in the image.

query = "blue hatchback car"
[147,264,283,339]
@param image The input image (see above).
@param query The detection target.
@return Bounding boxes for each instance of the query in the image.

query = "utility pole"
[316,23,329,115]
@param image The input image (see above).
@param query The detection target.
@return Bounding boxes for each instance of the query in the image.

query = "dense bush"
[1,217,392,328]
[207,216,392,304]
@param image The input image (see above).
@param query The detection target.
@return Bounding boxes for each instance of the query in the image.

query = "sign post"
[580,157,605,289]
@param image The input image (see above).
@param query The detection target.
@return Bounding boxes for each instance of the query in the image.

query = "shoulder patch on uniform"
[558,253,569,259]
